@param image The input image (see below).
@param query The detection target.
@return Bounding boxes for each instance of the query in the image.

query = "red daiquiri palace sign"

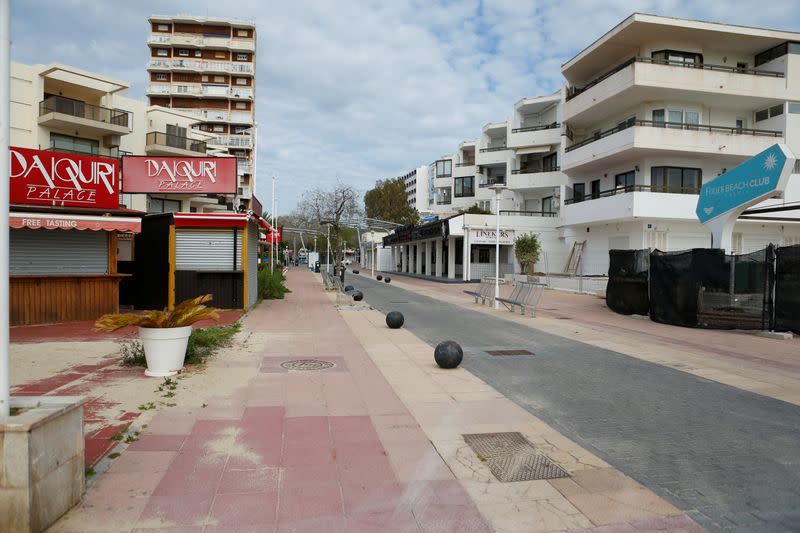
[10,147,120,209]
[122,156,237,194]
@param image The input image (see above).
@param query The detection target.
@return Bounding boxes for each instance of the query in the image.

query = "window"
[435,159,452,178]
[213,75,225,83]
[478,248,490,263]
[755,42,791,67]
[454,177,474,197]
[235,102,247,110]
[50,133,99,156]
[155,73,168,81]
[652,109,665,126]
[213,125,224,132]
[201,75,209,82]
[736,62,748,72]
[237,29,248,37]
[755,104,784,122]
[157,24,169,31]
[573,183,585,203]
[236,77,247,85]
[615,171,635,191]
[236,53,249,61]
[194,50,202,57]
[685,111,699,130]
[668,109,683,128]
[651,166,702,194]
[542,152,558,172]
[651,49,703,65]
[234,126,247,134]
[156,48,168,57]
[178,49,189,57]
[588,179,599,199]
[736,118,746,130]
[148,198,181,214]
[542,196,554,215]
[215,51,226,58]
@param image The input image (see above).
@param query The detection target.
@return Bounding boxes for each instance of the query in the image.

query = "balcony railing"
[567,56,785,100]
[229,87,254,99]
[436,199,452,205]
[157,59,254,75]
[512,166,560,174]
[146,131,207,153]
[499,210,557,217]
[456,162,475,167]
[564,184,701,205]
[48,142,131,159]
[565,119,782,153]
[147,84,171,94]
[212,134,253,148]
[39,96,131,128]
[479,146,508,153]
[511,122,560,134]
[479,179,506,188]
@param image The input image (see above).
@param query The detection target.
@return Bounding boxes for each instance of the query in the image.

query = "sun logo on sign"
[764,153,778,171]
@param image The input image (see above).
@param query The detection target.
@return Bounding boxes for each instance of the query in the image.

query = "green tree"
[515,233,542,275]
[458,204,491,215]
[364,177,419,225]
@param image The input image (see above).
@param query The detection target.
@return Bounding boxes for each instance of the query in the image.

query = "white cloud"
[11,0,800,212]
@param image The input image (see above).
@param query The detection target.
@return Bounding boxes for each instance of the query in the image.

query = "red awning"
[173,212,250,228]
[10,212,142,233]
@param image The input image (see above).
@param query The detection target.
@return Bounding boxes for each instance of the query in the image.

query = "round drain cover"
[280,359,335,371]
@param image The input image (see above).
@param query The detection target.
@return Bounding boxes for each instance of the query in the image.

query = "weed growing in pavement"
[124,435,137,444]
[185,322,242,364]
[109,430,125,442]
[85,467,95,477]
[162,391,175,398]
[108,452,120,459]
[138,402,156,411]
[119,339,146,367]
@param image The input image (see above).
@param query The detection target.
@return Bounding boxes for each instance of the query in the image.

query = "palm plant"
[95,294,220,332]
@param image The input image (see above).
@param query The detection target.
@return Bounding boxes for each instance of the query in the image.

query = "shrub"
[515,233,542,275]
[95,295,219,331]
[185,322,242,365]
[258,268,288,300]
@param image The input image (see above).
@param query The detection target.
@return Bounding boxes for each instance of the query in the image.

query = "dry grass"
[95,294,220,332]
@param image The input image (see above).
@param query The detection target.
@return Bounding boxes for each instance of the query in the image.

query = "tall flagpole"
[270,176,275,271]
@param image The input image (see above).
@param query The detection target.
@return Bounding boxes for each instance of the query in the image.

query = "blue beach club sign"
[696,143,796,250]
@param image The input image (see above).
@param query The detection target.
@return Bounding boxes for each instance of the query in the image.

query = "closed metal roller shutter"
[11,228,108,275]
[247,221,259,307]
[176,229,241,271]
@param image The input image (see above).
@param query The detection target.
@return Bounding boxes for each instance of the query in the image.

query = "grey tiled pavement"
[348,274,800,532]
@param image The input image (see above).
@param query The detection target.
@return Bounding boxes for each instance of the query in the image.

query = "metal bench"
[464,278,494,305]
[496,281,546,316]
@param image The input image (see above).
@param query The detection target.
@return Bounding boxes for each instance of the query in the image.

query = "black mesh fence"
[606,249,650,315]
[775,244,800,334]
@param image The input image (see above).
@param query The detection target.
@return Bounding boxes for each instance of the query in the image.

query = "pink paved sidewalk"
[385,273,800,376]
[54,270,491,532]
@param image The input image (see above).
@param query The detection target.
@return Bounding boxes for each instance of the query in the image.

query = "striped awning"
[10,212,142,233]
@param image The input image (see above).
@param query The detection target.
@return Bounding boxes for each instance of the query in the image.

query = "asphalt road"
[348,273,800,532]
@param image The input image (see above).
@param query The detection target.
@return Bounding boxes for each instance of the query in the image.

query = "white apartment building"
[10,61,231,215]
[146,15,257,211]
[402,165,431,212]
[560,13,800,273]
[394,14,800,279]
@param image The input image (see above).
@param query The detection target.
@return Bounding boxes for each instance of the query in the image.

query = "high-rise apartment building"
[146,15,257,211]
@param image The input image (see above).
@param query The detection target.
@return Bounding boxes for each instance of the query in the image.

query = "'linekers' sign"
[122,156,237,194]
[10,146,120,209]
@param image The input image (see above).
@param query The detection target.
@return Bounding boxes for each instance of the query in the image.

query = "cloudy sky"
[11,1,800,213]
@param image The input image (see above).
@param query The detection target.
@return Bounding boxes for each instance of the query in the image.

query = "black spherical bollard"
[351,290,363,302]
[384,277,391,283]
[434,341,463,369]
[353,269,360,274]
[377,275,383,281]
[385,311,404,329]
[344,285,354,292]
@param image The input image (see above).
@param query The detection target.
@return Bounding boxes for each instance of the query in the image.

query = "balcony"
[436,198,452,205]
[237,160,253,174]
[147,83,171,95]
[508,169,563,190]
[508,122,562,150]
[148,59,255,75]
[148,33,256,52]
[230,111,254,123]
[48,142,131,160]
[563,119,782,172]
[562,184,700,225]
[238,186,251,198]
[476,145,511,166]
[145,131,207,156]
[147,59,172,70]
[38,96,131,136]
[211,134,253,148]
[500,210,557,217]
[229,87,254,99]
[479,178,506,188]
[564,57,788,125]
[453,163,475,178]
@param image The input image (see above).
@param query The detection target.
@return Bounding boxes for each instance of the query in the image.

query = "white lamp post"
[371,230,376,278]
[488,183,507,310]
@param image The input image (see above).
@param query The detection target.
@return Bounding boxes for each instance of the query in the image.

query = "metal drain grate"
[280,359,335,371]
[463,432,569,482]
[486,349,534,356]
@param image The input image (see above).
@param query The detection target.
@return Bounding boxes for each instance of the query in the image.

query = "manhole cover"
[463,432,569,482]
[280,359,335,371]
[486,349,534,356]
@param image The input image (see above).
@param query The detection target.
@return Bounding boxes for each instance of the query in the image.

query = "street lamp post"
[488,183,507,310]
[371,231,376,278]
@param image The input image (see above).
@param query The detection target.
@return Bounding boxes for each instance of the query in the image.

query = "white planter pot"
[139,326,192,377]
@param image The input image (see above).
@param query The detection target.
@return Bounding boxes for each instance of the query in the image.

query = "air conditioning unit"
[103,134,121,148]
